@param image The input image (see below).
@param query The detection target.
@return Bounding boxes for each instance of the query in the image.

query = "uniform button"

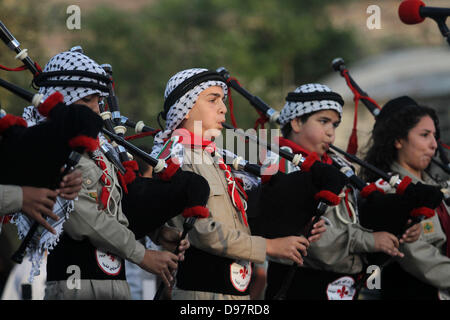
[86,179,92,185]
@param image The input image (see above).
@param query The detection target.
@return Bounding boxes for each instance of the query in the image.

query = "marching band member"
[151,68,323,300]
[361,96,450,300]
[264,83,411,300]
[21,48,208,300]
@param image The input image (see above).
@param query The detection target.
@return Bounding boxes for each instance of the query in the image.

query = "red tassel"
[410,207,435,219]
[346,128,358,156]
[314,190,341,206]
[38,91,64,117]
[0,114,27,133]
[1,215,12,224]
[260,174,272,184]
[123,160,138,184]
[226,77,240,128]
[68,135,99,152]
[301,152,320,172]
[117,161,139,194]
[158,158,180,181]
[123,160,139,173]
[360,183,384,198]
[182,206,210,219]
[117,171,128,194]
[396,176,412,195]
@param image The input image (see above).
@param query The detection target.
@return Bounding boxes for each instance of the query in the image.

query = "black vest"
[176,246,251,296]
[47,233,126,281]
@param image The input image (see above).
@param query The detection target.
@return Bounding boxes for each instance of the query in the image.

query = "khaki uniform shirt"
[45,153,146,300]
[387,162,450,290]
[303,194,376,274]
[0,185,22,216]
[170,147,266,300]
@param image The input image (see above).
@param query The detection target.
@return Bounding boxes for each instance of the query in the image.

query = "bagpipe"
[328,144,444,293]
[213,68,355,299]
[0,22,105,263]
[213,67,446,299]
[331,56,450,176]
[71,61,214,300]
[0,22,211,268]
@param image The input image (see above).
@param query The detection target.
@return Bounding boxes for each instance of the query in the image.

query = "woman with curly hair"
[361,96,450,300]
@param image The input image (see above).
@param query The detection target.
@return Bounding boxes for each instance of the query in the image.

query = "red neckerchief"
[173,129,249,227]
[436,203,450,257]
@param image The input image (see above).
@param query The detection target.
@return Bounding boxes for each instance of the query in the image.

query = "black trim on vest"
[176,246,251,296]
[46,233,126,281]
[285,91,344,106]
[162,71,226,120]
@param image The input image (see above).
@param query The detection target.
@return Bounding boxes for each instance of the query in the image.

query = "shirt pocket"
[420,217,444,245]
[208,182,226,197]
[82,165,103,190]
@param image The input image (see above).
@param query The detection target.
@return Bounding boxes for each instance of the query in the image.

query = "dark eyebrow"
[206,93,222,98]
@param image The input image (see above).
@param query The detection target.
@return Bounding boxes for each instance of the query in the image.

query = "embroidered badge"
[157,136,184,165]
[230,261,252,292]
[88,192,98,201]
[326,276,356,300]
[422,221,434,234]
[95,249,122,276]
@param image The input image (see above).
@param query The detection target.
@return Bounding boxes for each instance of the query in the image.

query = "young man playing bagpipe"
[260,83,423,300]
[17,48,212,300]
[150,68,330,300]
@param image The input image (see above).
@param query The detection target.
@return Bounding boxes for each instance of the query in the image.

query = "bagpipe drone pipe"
[0,80,104,263]
[69,60,213,241]
[0,22,106,262]
[329,144,444,237]
[0,23,104,189]
[0,22,210,263]
[215,66,445,231]
[216,97,349,299]
[215,68,349,235]
[213,67,447,299]
[329,144,445,295]
[331,56,450,176]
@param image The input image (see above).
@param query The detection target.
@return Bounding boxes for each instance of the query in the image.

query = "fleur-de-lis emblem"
[240,266,248,279]
[106,253,115,262]
[337,286,348,298]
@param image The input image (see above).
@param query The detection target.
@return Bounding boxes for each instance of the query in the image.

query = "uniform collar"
[390,161,435,185]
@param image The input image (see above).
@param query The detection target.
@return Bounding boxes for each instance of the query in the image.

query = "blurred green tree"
[74,0,361,133]
[0,0,47,116]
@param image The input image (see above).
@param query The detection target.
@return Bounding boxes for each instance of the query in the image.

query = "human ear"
[290,118,302,133]
[394,139,402,150]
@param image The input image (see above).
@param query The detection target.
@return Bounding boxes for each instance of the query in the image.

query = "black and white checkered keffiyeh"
[11,197,73,282]
[278,83,343,127]
[22,48,108,126]
[151,68,228,158]
[14,48,108,282]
